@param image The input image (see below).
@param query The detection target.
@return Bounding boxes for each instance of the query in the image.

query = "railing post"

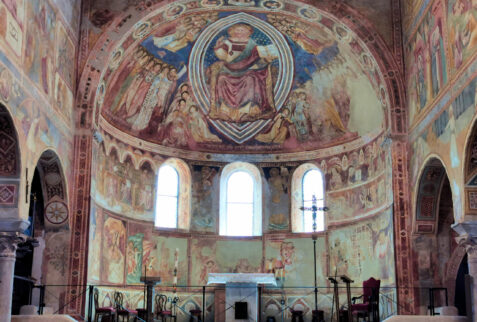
[87,285,94,322]
[258,286,262,322]
[428,288,435,316]
[38,285,45,315]
[202,286,205,322]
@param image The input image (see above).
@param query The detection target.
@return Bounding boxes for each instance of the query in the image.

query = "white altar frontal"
[207,273,277,322]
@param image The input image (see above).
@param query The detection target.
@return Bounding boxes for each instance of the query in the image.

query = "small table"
[140,276,161,322]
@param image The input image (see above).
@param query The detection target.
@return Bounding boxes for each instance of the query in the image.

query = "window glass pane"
[227,171,254,203]
[303,169,323,202]
[155,195,178,228]
[226,203,253,236]
[157,165,179,196]
[303,169,325,233]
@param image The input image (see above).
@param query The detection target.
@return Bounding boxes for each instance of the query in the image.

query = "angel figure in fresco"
[200,259,218,285]
[153,27,202,54]
[103,219,125,283]
[450,0,467,66]
[450,0,477,68]
[290,92,310,140]
[331,77,351,129]
[368,223,391,279]
[208,23,278,122]
[127,241,141,276]
[187,105,222,143]
[157,110,189,147]
[288,24,334,55]
[255,108,295,144]
[320,97,348,135]
[265,242,295,285]
[142,240,159,276]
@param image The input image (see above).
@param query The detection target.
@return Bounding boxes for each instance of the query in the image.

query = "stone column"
[453,222,477,322]
[0,233,24,322]
[466,243,477,322]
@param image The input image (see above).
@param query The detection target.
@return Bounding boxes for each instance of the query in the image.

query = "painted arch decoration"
[98,0,389,154]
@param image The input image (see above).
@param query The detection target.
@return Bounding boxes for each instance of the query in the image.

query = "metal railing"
[13,282,459,321]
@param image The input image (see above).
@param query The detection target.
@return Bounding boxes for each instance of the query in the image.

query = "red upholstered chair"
[351,277,380,321]
[94,288,116,322]
[155,294,173,321]
[114,292,138,321]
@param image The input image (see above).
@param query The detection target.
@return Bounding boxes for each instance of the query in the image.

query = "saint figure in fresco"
[208,23,278,122]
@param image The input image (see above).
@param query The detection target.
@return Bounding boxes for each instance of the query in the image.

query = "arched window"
[220,162,262,236]
[154,158,191,230]
[155,164,179,228]
[302,169,325,232]
[291,164,326,233]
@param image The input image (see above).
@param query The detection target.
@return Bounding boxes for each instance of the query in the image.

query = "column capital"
[0,232,27,259]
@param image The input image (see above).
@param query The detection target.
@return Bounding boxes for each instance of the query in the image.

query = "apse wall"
[0,0,80,312]
[81,0,402,319]
[88,134,396,320]
[403,0,477,314]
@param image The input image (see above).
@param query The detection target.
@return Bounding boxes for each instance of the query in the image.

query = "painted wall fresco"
[0,64,73,212]
[216,239,262,272]
[410,71,477,222]
[191,165,220,233]
[88,203,102,281]
[405,0,448,123]
[89,206,395,320]
[43,231,71,310]
[24,0,56,96]
[151,235,188,286]
[190,238,218,286]
[341,0,393,45]
[92,147,156,221]
[101,215,126,284]
[84,1,397,317]
[99,2,387,153]
[263,166,293,232]
[189,238,262,286]
[92,134,390,227]
[0,0,79,313]
[447,0,477,72]
[328,208,395,287]
[1,0,78,135]
[265,237,326,288]
[50,0,81,33]
[0,0,24,57]
[56,21,76,89]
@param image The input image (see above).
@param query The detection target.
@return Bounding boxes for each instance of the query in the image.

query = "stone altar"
[207,273,277,321]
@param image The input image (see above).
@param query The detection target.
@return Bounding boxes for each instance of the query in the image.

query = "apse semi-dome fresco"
[97,0,389,154]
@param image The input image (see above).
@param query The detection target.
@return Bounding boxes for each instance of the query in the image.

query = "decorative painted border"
[0,181,18,208]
